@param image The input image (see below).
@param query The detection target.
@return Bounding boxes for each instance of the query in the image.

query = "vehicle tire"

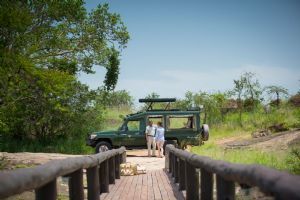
[95,141,112,153]
[201,124,209,141]
[163,140,178,155]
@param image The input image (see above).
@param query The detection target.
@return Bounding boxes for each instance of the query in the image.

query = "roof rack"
[139,98,176,103]
[139,98,176,111]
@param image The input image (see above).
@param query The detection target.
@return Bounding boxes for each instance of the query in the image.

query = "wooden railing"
[0,147,126,200]
[165,144,300,200]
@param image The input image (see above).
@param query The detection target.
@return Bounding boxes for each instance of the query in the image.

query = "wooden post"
[169,152,173,174]
[165,146,169,171]
[35,179,57,200]
[185,162,199,200]
[171,154,176,178]
[68,169,84,200]
[179,159,186,190]
[109,156,116,184]
[87,166,100,200]
[216,175,235,200]
[115,154,121,179]
[122,150,126,163]
[100,160,109,193]
[200,168,213,200]
[174,156,179,183]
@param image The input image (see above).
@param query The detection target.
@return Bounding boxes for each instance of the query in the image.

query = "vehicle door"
[119,118,146,146]
[165,115,198,144]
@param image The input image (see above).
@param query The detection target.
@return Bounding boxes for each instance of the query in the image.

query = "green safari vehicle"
[86,98,209,153]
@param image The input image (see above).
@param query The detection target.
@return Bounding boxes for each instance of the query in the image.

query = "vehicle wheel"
[201,124,209,141]
[163,140,178,155]
[95,141,112,153]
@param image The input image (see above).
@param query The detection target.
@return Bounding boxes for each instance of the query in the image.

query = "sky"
[79,0,300,102]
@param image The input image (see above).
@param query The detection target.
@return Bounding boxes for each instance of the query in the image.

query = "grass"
[192,105,300,174]
[192,142,287,171]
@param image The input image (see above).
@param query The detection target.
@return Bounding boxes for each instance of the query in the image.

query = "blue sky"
[79,0,300,101]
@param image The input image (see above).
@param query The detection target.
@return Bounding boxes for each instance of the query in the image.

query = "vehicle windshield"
[119,119,140,131]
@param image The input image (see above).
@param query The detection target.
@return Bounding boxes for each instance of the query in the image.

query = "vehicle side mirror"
[119,125,128,132]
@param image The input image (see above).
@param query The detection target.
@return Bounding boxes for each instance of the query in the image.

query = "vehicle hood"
[94,130,117,135]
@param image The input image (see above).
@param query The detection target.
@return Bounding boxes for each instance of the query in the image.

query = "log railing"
[165,144,300,200]
[0,147,126,200]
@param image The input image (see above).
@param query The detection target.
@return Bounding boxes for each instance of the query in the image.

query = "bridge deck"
[100,170,185,200]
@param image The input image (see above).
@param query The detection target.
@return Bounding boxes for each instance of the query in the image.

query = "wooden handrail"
[165,144,300,200]
[0,147,126,200]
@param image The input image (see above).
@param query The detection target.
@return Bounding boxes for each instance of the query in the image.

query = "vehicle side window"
[147,115,164,127]
[127,120,140,131]
[167,115,195,130]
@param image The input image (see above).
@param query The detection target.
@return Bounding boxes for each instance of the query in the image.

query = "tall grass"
[192,142,287,171]
[192,105,300,174]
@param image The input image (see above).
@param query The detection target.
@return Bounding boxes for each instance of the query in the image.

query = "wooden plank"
[147,172,154,200]
[140,173,148,200]
[152,171,162,200]
[133,174,143,200]
[126,175,139,199]
[102,178,125,200]
[155,170,169,200]
[108,176,129,200]
[118,176,134,200]
[158,170,173,196]
[163,170,185,200]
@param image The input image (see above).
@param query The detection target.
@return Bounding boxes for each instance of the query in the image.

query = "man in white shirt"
[145,121,156,157]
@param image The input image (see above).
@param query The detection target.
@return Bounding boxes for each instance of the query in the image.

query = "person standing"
[145,121,156,157]
[155,121,165,158]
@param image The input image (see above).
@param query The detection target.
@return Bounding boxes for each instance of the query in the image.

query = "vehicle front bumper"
[86,137,97,147]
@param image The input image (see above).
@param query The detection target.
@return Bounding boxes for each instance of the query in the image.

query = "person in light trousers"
[145,121,156,157]
[155,121,165,158]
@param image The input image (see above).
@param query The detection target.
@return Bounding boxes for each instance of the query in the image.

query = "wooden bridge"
[0,145,300,200]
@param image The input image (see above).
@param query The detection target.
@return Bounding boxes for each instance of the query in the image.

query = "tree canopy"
[0,0,130,141]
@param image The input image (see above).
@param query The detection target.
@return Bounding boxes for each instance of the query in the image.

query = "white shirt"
[145,125,156,136]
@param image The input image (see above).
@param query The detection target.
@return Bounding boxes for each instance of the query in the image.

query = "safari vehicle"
[86,98,209,153]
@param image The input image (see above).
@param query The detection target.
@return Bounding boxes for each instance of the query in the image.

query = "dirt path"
[1,149,165,171]
[218,129,300,151]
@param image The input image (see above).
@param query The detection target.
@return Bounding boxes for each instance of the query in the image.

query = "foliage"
[286,147,300,174]
[264,85,289,107]
[242,72,262,110]
[0,0,130,150]
[105,90,134,109]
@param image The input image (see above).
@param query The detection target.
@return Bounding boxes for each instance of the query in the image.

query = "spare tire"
[201,124,209,141]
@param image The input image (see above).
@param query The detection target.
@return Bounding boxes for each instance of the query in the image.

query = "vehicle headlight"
[90,134,97,139]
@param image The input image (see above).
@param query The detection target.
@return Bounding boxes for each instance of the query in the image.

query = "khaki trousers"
[147,136,156,156]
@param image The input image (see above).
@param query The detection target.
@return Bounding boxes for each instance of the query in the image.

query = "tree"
[0,1,130,141]
[242,72,262,110]
[232,76,246,125]
[264,85,288,107]
[106,90,134,109]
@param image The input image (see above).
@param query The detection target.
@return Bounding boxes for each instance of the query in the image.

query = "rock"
[251,130,271,138]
